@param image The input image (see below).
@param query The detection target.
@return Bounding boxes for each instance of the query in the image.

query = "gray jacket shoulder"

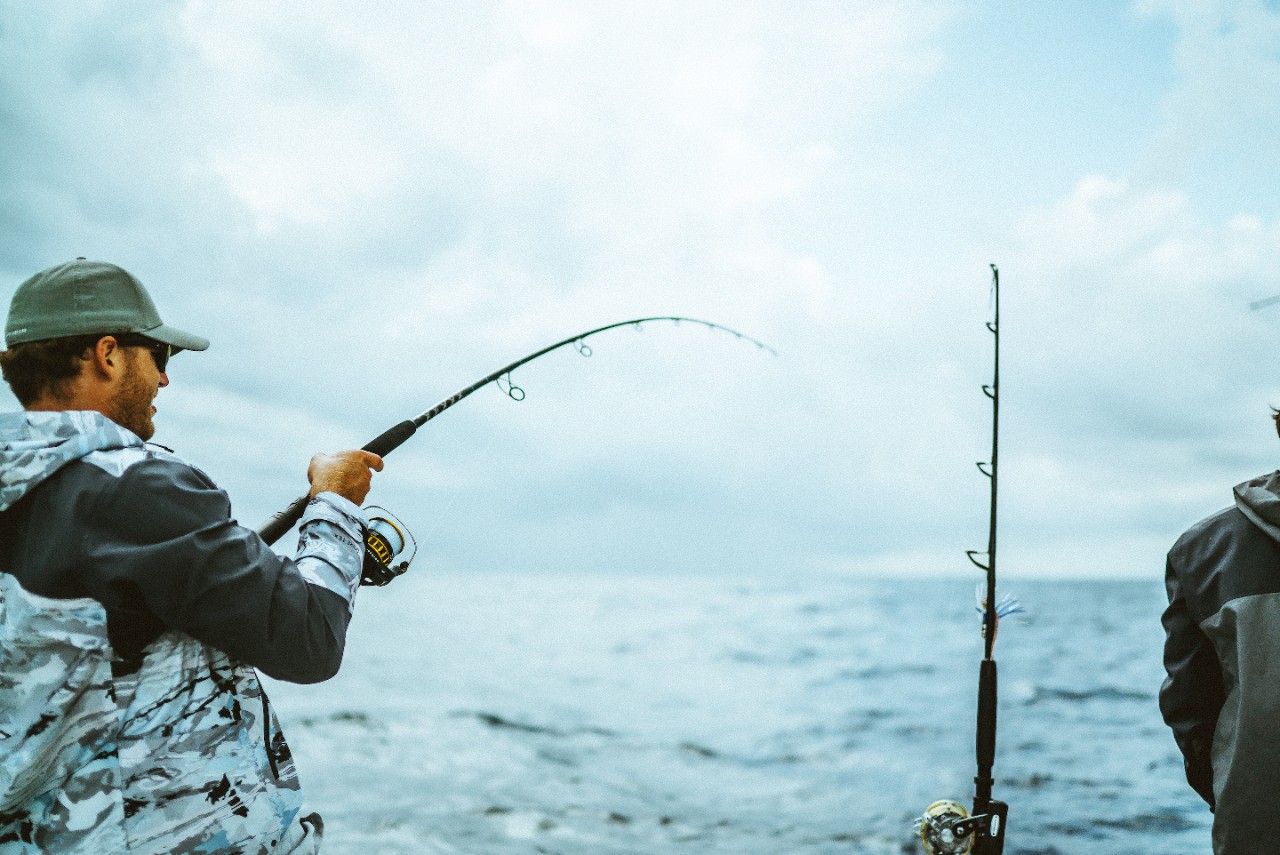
[1169,505,1280,624]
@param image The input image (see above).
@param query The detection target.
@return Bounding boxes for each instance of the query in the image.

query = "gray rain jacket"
[0,411,366,854]
[1161,470,1280,855]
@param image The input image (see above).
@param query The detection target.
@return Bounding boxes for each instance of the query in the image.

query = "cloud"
[1,0,972,578]
[18,0,1278,580]
[998,169,1280,574]
[1019,176,1189,268]
[1133,0,1280,216]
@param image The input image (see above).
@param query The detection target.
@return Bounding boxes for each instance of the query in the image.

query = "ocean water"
[264,573,1209,855]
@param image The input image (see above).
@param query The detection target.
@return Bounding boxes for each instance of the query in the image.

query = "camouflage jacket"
[0,411,365,853]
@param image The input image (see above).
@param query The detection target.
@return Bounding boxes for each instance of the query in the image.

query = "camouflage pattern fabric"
[110,632,303,854]
[0,411,364,853]
[0,574,128,853]
[0,592,307,854]
[0,411,142,513]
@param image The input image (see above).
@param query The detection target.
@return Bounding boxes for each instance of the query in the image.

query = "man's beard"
[110,354,156,440]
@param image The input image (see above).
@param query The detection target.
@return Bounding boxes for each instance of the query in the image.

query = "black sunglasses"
[114,334,173,372]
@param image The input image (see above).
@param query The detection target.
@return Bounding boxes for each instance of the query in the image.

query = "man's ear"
[89,335,125,380]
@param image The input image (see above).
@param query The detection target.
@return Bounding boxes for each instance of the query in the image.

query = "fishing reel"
[915,799,1007,855]
[361,506,417,586]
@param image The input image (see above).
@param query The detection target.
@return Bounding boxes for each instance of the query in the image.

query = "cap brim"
[141,323,209,352]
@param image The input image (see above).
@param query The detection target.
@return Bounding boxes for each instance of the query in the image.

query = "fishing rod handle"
[975,658,998,796]
[363,419,419,456]
[256,420,419,546]
[257,494,310,546]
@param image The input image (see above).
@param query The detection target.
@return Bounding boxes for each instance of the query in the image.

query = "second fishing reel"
[917,800,974,855]
[361,506,417,586]
[915,799,1007,855]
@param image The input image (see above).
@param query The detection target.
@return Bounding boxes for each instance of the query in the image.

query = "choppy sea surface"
[264,573,1208,855]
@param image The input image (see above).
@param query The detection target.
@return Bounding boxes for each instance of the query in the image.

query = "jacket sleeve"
[1159,551,1223,809]
[79,455,366,684]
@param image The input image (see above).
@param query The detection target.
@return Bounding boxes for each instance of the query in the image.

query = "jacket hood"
[1234,470,1280,545]
[0,411,142,512]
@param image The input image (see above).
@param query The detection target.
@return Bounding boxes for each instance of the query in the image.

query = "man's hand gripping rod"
[255,317,775,565]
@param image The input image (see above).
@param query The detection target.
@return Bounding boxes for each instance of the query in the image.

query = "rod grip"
[256,420,417,546]
[363,419,418,457]
[976,658,998,781]
[256,494,311,546]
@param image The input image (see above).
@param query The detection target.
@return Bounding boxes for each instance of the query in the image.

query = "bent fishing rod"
[256,316,775,564]
[917,265,1012,855]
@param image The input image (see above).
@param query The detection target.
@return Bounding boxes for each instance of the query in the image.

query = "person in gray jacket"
[0,259,383,853]
[1161,423,1280,855]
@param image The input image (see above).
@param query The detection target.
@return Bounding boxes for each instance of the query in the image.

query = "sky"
[2,0,1279,579]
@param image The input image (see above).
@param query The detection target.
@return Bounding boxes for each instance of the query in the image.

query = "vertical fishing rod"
[917,265,1009,855]
[970,264,1008,854]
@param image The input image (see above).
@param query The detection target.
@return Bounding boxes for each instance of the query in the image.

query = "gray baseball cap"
[5,259,209,351]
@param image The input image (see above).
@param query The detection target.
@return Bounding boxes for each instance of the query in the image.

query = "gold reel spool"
[361,506,416,586]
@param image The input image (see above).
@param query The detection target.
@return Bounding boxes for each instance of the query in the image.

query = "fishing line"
[415,397,506,560]
[423,365,558,564]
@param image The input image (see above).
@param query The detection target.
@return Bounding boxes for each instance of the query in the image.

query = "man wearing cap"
[0,260,382,853]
